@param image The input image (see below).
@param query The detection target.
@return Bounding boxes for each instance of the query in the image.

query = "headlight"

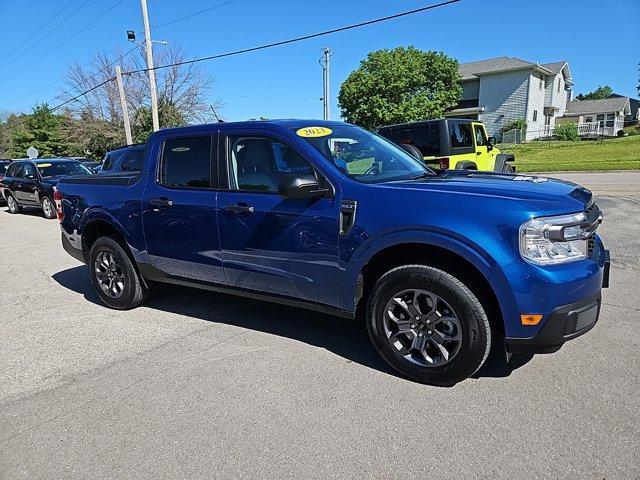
[519,210,600,265]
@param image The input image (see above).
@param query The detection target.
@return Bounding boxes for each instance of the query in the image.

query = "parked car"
[0,160,11,205]
[73,157,102,173]
[55,120,609,385]
[1,158,92,218]
[98,144,146,174]
[378,118,515,172]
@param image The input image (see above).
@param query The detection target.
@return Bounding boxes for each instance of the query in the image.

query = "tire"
[89,236,148,309]
[6,193,22,214]
[366,265,491,385]
[41,196,56,219]
[504,164,516,174]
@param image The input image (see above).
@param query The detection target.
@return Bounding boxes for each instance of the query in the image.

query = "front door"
[217,132,341,307]
[141,133,225,284]
[471,122,495,170]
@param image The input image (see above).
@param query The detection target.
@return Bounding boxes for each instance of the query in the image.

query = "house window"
[605,113,615,127]
[539,75,543,89]
[533,110,538,122]
[557,78,561,93]
[585,116,593,123]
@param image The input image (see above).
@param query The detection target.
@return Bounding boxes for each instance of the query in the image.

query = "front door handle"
[149,197,173,210]
[476,151,482,155]
[225,202,254,214]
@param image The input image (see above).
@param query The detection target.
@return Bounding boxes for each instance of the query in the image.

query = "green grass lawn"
[500,134,640,172]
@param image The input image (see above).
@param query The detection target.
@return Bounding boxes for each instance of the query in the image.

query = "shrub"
[500,119,527,134]
[554,122,579,141]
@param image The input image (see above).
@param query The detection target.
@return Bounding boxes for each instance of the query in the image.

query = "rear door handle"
[225,202,254,214]
[149,197,173,210]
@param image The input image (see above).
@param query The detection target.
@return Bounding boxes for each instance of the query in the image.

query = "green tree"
[131,99,186,143]
[10,104,69,158]
[575,85,613,101]
[338,47,462,129]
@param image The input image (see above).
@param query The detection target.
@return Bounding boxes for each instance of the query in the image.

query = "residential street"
[0,172,638,479]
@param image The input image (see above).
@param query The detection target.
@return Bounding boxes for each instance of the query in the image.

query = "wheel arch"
[345,231,516,337]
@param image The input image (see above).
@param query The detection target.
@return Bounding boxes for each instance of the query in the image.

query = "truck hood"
[381,171,592,213]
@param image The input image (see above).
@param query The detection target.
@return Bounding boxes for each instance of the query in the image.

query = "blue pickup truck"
[55,120,610,385]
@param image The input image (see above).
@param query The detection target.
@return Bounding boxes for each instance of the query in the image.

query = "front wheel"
[89,236,148,309]
[41,196,56,219]
[366,265,491,385]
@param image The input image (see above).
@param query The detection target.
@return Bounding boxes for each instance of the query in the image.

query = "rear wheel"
[6,194,21,214]
[366,265,491,385]
[89,236,148,309]
[41,196,56,219]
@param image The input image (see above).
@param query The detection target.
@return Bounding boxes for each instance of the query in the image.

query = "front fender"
[340,227,520,328]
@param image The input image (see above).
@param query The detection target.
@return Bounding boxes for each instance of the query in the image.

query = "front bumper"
[506,249,610,354]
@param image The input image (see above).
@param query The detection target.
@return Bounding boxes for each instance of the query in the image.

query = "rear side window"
[121,149,144,172]
[5,163,20,177]
[160,136,212,189]
[383,124,440,157]
[450,123,473,149]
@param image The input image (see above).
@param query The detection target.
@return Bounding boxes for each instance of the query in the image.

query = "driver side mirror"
[25,174,36,180]
[278,173,331,200]
[487,136,497,150]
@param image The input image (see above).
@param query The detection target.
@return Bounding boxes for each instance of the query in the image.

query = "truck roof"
[378,118,474,131]
[157,119,348,136]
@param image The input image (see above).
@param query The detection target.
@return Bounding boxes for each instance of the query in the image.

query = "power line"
[0,0,77,64]
[1,0,92,67]
[0,0,126,87]
[2,0,460,134]
[154,0,236,29]
[123,0,460,76]
[2,42,135,109]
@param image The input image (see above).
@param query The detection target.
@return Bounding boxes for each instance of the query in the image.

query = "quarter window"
[227,136,312,193]
[533,110,538,122]
[160,136,212,188]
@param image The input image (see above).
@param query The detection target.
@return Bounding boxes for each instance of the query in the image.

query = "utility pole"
[140,0,160,131]
[320,46,332,120]
[115,66,133,145]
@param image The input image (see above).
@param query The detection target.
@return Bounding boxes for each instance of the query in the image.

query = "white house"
[447,56,574,140]
[560,97,630,137]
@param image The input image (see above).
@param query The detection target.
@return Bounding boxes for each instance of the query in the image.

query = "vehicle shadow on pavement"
[52,266,528,384]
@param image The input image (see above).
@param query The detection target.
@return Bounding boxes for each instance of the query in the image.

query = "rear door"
[217,129,341,307]
[2,162,22,201]
[141,132,225,284]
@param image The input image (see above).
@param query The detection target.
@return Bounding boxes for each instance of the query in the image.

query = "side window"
[474,125,487,147]
[532,110,538,122]
[227,136,312,193]
[6,163,20,178]
[23,163,37,178]
[102,152,121,171]
[450,123,473,149]
[121,149,144,172]
[160,136,212,188]
[392,124,440,157]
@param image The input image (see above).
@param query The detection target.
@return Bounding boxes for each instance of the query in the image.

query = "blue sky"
[0,0,638,121]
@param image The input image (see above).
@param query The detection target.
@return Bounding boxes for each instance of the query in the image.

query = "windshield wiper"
[409,172,432,180]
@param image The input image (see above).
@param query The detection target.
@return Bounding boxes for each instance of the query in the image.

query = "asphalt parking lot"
[1,172,639,479]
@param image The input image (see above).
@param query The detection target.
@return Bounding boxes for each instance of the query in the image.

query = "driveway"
[0,172,638,479]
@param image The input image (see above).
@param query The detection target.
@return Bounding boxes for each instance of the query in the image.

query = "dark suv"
[99,144,146,174]
[1,158,92,218]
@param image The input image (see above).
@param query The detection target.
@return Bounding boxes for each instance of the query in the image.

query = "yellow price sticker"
[296,126,332,138]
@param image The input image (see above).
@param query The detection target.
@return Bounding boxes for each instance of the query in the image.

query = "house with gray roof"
[559,97,630,137]
[448,56,573,140]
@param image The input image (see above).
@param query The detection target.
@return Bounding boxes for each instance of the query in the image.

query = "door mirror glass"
[25,173,36,180]
[277,173,329,200]
[487,136,497,148]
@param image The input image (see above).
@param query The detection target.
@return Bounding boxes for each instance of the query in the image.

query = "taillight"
[53,188,64,222]
[438,157,450,170]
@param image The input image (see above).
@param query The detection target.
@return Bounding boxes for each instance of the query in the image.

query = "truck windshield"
[295,125,432,183]
[35,161,92,178]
